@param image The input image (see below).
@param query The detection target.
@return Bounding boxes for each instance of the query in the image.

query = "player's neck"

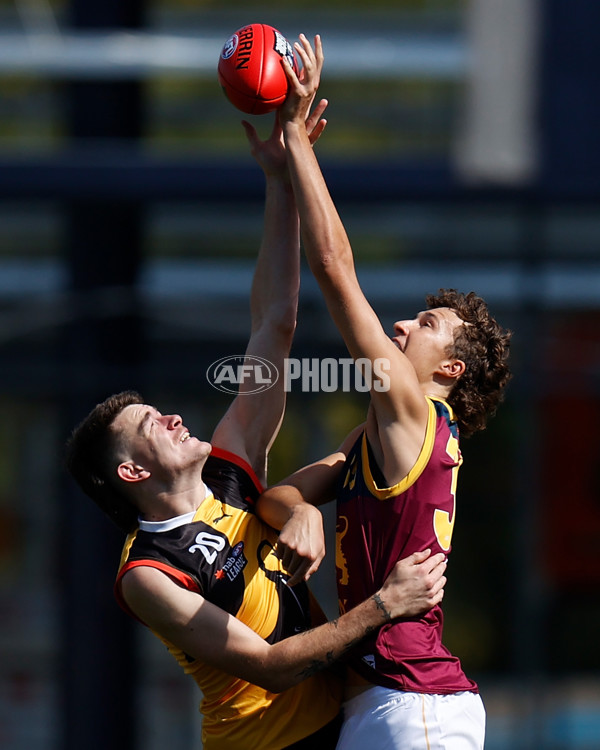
[425,374,456,401]
[138,477,207,522]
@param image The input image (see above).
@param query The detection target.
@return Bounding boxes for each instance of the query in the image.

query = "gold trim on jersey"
[118,530,138,570]
[362,397,453,499]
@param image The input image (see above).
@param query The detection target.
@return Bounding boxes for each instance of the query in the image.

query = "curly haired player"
[258,34,512,750]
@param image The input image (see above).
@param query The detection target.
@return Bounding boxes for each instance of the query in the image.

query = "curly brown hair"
[426,289,512,437]
[64,390,144,534]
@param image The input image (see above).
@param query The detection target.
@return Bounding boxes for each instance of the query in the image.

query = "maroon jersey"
[336,397,478,694]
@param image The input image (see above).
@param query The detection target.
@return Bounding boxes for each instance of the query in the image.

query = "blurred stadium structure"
[0,1,599,749]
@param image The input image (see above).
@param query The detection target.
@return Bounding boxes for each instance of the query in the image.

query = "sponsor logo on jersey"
[214,541,247,582]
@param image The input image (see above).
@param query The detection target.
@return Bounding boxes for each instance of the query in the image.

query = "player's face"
[111,403,211,480]
[391,307,464,382]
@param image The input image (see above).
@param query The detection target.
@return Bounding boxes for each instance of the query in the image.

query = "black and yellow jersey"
[115,447,341,750]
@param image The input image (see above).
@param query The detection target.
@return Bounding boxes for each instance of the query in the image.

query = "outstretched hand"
[280,34,324,127]
[242,94,328,178]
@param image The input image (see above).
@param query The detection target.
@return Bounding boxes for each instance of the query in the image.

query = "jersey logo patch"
[361,654,376,669]
[213,508,232,525]
[214,541,247,582]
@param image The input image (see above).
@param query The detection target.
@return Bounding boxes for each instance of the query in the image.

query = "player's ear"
[438,358,465,381]
[117,462,151,483]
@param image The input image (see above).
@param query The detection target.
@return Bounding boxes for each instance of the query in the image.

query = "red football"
[218,23,298,115]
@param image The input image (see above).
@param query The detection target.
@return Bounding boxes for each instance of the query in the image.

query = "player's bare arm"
[120,550,446,694]
[256,424,363,585]
[280,35,430,481]
[256,453,344,586]
[211,100,329,484]
[209,138,299,482]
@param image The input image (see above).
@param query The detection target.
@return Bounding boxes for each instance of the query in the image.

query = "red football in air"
[218,23,299,115]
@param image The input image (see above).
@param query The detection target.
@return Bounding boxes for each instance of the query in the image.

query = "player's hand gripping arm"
[120,547,446,694]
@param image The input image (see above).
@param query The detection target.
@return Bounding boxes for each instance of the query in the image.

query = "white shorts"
[336,685,486,750]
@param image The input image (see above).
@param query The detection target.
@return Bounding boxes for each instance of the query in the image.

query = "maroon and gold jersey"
[336,397,478,694]
[115,447,341,750]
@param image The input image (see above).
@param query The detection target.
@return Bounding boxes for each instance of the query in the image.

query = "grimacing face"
[110,404,211,484]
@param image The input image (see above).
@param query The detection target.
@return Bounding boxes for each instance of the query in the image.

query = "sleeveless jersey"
[115,447,342,750]
[336,397,478,695]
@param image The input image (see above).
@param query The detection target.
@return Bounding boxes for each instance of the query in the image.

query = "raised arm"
[120,547,446,694]
[279,37,430,477]
[211,103,328,485]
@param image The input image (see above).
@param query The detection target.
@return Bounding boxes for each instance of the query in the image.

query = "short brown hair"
[426,289,512,437]
[65,390,144,533]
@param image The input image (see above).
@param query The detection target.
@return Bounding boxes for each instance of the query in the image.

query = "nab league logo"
[221,33,239,60]
[206,355,279,395]
[214,541,247,582]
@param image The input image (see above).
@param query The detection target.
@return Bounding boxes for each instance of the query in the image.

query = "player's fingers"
[307,120,327,145]
[307,98,328,140]
[426,553,448,575]
[284,554,309,587]
[240,119,258,144]
[316,96,329,112]
[277,543,295,570]
[292,48,312,83]
[281,55,301,87]
[314,34,324,67]
[294,36,317,76]
[304,552,324,581]
[298,33,316,63]
[309,98,328,124]
[409,548,432,564]
[429,587,445,607]
[286,566,308,587]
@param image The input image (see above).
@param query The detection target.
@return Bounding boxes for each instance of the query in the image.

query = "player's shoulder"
[428,397,459,437]
[119,563,201,628]
[120,563,174,599]
[204,446,264,509]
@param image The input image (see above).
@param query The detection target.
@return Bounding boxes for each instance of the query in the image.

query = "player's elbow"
[252,654,305,694]
[274,304,298,340]
[309,243,355,288]
[254,297,298,341]
[258,671,299,694]
[258,311,297,353]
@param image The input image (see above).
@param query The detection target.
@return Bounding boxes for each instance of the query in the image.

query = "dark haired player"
[258,34,512,750]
